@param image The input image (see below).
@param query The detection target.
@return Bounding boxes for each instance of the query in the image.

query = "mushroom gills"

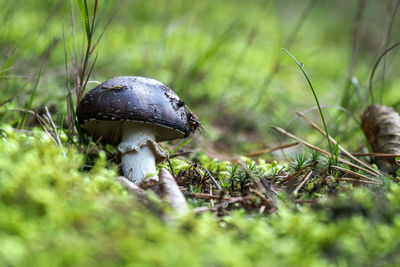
[81,119,185,145]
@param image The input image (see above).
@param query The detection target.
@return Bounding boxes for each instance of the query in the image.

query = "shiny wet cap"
[77,76,198,145]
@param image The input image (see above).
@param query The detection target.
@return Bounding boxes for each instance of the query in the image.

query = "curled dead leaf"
[361,104,400,174]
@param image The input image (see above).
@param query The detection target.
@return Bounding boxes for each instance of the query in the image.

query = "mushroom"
[76,76,199,184]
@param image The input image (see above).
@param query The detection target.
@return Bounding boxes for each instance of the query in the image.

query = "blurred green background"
[1,0,400,155]
[2,1,400,266]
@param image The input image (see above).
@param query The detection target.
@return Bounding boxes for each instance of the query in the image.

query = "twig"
[337,177,381,185]
[166,155,176,179]
[44,106,62,147]
[296,111,382,176]
[351,152,400,157]
[35,114,59,145]
[159,168,188,215]
[259,205,266,214]
[245,142,299,157]
[296,199,317,204]
[271,126,380,177]
[293,170,312,195]
[331,166,380,183]
[189,192,227,200]
[116,176,164,217]
[202,167,222,190]
[251,189,272,205]
[210,185,214,207]
[193,197,249,213]
[277,161,316,185]
[168,150,193,158]
[9,108,59,146]
[237,159,276,199]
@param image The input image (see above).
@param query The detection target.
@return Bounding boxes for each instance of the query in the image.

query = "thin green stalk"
[19,65,43,129]
[282,48,335,163]
[76,0,113,101]
[77,0,90,40]
[170,139,192,155]
[93,0,109,33]
[368,41,400,104]
[379,0,400,104]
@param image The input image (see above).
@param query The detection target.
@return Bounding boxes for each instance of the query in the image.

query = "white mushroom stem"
[118,122,166,184]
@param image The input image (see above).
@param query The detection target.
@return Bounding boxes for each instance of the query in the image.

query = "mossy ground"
[1,129,400,266]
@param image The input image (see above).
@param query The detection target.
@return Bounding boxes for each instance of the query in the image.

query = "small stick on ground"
[117,176,149,199]
[238,159,276,199]
[159,168,188,215]
[259,205,266,214]
[44,106,63,147]
[245,142,299,157]
[271,126,380,177]
[331,165,381,183]
[202,167,222,190]
[209,184,214,207]
[293,170,312,195]
[337,177,381,185]
[296,111,382,176]
[190,192,230,200]
[193,197,250,213]
[166,155,176,179]
[277,161,316,185]
[251,189,273,205]
[351,152,400,157]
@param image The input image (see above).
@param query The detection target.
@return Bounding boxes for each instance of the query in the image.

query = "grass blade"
[93,0,109,34]
[170,139,192,155]
[19,65,43,129]
[282,48,335,163]
[79,52,98,100]
[93,7,118,51]
[76,0,91,40]
[368,41,400,103]
[90,0,98,35]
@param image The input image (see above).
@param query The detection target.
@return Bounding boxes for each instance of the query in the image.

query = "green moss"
[0,129,400,266]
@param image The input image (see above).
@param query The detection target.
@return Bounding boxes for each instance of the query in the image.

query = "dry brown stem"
[271,126,380,177]
[245,142,299,157]
[296,111,382,176]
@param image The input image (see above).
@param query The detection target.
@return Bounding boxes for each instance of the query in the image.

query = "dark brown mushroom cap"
[77,76,198,145]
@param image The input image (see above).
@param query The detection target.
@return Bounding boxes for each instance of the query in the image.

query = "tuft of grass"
[64,0,114,144]
[290,153,309,172]
[75,0,112,101]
